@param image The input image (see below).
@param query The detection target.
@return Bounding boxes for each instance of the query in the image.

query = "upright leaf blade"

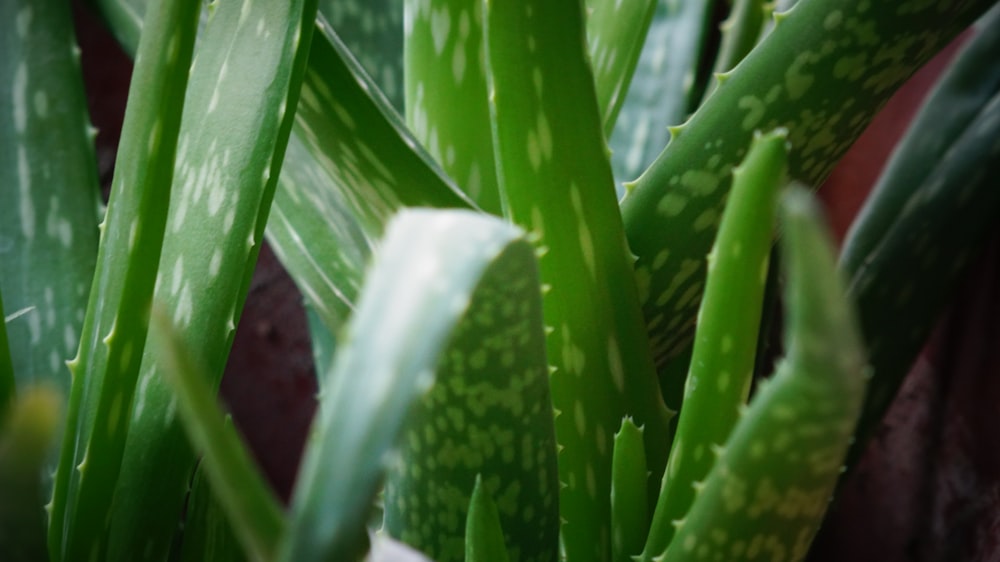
[608,0,718,184]
[610,418,648,562]
[586,0,659,135]
[279,209,532,562]
[48,0,201,558]
[179,465,247,562]
[150,308,285,562]
[0,0,101,402]
[404,0,501,213]
[642,130,787,560]
[484,1,671,559]
[659,188,866,562]
[106,0,317,558]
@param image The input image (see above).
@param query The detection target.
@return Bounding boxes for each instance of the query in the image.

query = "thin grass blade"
[150,308,284,562]
[179,464,246,562]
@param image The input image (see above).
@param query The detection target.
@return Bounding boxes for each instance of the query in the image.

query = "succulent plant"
[1,0,998,561]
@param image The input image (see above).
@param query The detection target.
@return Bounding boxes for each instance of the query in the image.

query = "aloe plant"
[1,0,998,561]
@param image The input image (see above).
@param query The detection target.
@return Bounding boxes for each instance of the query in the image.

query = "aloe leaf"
[642,130,788,560]
[47,0,201,558]
[0,0,101,403]
[382,209,558,562]
[465,475,512,562]
[659,188,866,562]
[841,16,1000,466]
[404,0,501,213]
[1,295,15,417]
[179,464,246,562]
[700,0,768,103]
[103,0,317,559]
[267,17,475,344]
[279,209,532,562]
[622,0,995,371]
[484,1,671,559]
[88,0,476,347]
[266,133,372,342]
[150,307,284,562]
[586,0,659,136]
[841,4,1000,273]
[321,0,405,110]
[0,386,61,562]
[608,0,718,184]
[611,418,648,562]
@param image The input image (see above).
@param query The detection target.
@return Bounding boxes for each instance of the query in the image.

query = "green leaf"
[320,0,405,110]
[88,1,476,352]
[48,0,202,558]
[622,0,995,370]
[841,5,1000,467]
[381,207,559,562]
[0,0,101,403]
[105,0,317,558]
[0,294,16,418]
[279,209,532,562]
[700,0,768,103]
[0,387,61,562]
[484,1,671,559]
[179,464,247,562]
[150,307,284,562]
[643,130,788,560]
[659,188,866,562]
[611,418,648,562]
[465,475,512,562]
[404,0,501,213]
[608,0,718,184]
[266,20,473,347]
[841,4,1000,273]
[586,0,659,136]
